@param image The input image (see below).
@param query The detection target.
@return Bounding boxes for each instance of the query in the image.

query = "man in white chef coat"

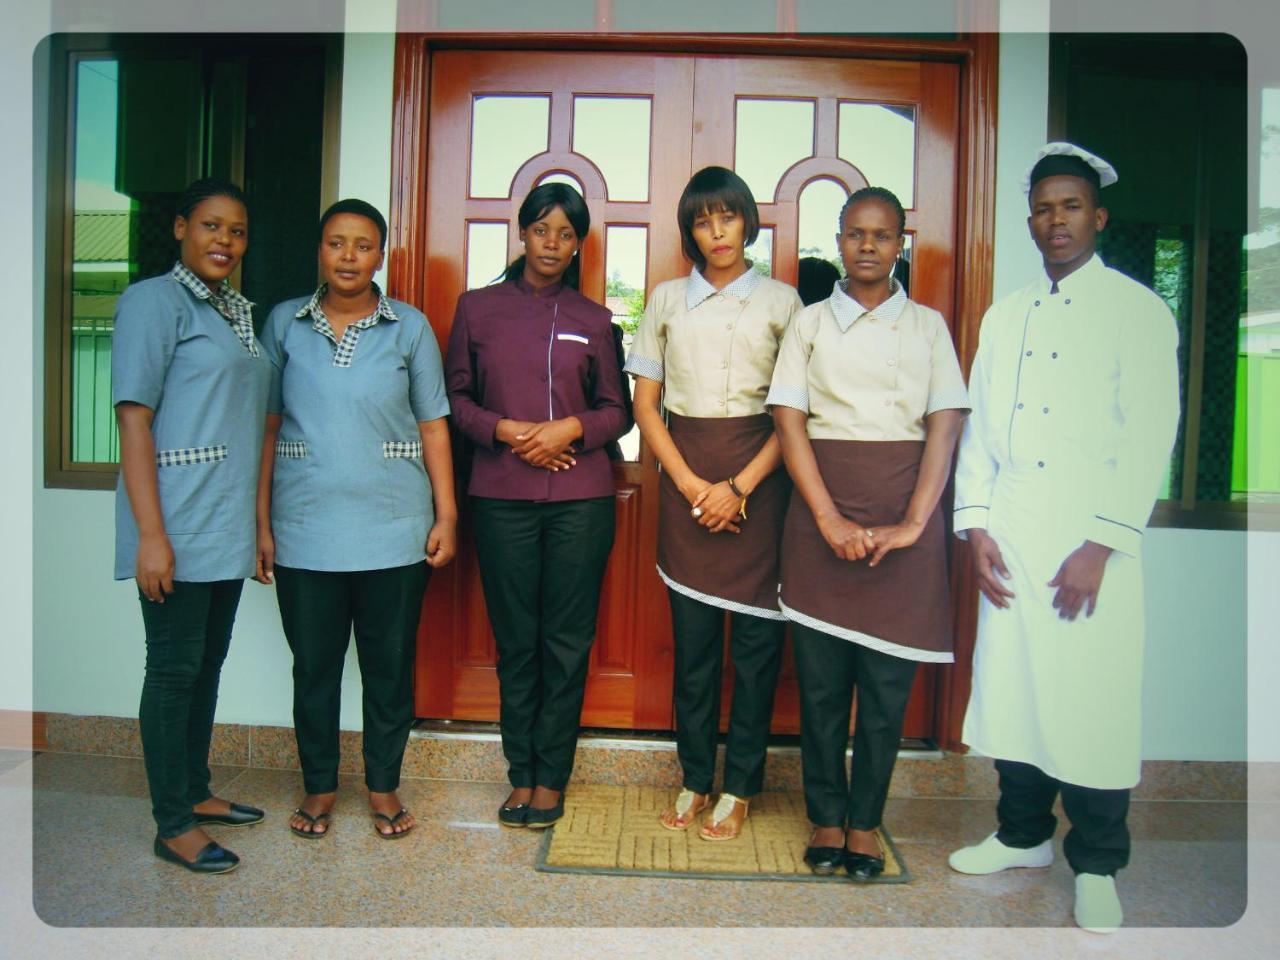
[947,142,1181,933]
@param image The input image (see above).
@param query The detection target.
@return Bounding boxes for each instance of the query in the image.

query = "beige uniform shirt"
[767,279,970,438]
[624,267,802,415]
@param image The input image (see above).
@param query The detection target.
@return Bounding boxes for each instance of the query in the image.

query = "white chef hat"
[1022,142,1118,196]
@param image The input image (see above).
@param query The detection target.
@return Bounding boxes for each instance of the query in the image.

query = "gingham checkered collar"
[171,262,253,323]
[294,283,399,325]
[685,265,761,310]
[829,276,906,332]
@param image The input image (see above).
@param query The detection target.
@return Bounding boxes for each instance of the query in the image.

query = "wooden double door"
[411,49,960,738]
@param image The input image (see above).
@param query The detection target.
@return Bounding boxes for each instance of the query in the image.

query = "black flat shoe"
[804,845,845,876]
[194,801,265,827]
[844,849,886,881]
[153,835,240,874]
[524,799,564,830]
[498,803,529,828]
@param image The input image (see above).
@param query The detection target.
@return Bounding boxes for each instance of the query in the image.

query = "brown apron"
[780,439,953,661]
[658,413,789,617]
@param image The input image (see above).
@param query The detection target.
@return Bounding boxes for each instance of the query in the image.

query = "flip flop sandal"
[289,808,332,839]
[372,808,415,840]
[659,788,709,831]
[699,793,749,842]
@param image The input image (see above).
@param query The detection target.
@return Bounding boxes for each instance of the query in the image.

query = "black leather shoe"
[153,835,240,874]
[524,799,565,830]
[844,849,886,881]
[498,803,529,828]
[194,801,265,827]
[804,845,845,876]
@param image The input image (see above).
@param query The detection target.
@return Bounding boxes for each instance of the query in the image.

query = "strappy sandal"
[289,808,332,839]
[372,808,415,840]
[699,792,749,841]
[659,788,709,831]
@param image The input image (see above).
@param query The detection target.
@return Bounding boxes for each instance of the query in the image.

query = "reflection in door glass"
[838,103,916,207]
[606,225,648,461]
[734,99,815,204]
[73,58,131,464]
[745,227,774,279]
[572,97,651,202]
[896,233,913,297]
[798,178,850,278]
[466,221,510,290]
[536,171,585,193]
[470,96,550,198]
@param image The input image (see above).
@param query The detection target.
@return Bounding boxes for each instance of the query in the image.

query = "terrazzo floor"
[20,750,1249,929]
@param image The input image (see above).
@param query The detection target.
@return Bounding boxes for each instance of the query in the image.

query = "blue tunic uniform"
[112,270,271,582]
[260,290,450,572]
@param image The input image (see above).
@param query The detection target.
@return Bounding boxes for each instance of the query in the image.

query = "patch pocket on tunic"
[155,444,228,468]
[382,440,423,460]
[275,439,308,459]
[154,443,229,534]
[383,440,428,519]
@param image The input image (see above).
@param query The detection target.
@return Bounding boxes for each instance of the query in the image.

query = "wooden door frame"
[388,32,998,753]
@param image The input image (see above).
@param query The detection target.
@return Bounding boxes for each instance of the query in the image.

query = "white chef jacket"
[954,254,1180,789]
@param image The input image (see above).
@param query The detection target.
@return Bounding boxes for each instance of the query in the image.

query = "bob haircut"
[501,182,592,290]
[319,198,388,250]
[676,166,760,269]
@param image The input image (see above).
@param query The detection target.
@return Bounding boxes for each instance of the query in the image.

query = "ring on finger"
[691,507,703,518]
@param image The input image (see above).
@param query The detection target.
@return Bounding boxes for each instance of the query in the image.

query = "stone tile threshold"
[37,712,1250,801]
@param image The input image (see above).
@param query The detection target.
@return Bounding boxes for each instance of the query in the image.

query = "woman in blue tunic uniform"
[256,199,455,840]
[114,177,271,874]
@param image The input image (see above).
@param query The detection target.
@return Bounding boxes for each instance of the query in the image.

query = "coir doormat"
[535,783,910,883]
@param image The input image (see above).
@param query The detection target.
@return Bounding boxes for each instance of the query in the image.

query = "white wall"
[26,20,1263,761]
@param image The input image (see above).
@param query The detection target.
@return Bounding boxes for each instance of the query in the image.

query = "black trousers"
[994,758,1131,876]
[792,623,918,830]
[668,590,784,797]
[138,579,244,839]
[274,562,429,794]
[471,496,616,792]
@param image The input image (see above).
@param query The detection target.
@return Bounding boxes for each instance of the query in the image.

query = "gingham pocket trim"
[155,444,227,468]
[275,440,308,459]
[383,440,422,460]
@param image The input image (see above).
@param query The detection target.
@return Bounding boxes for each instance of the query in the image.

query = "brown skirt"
[658,413,789,618]
[779,439,953,662]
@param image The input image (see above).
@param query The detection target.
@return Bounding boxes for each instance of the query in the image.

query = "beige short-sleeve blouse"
[767,281,969,440]
[625,268,802,417]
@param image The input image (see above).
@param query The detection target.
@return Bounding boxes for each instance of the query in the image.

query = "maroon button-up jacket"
[445,277,630,501]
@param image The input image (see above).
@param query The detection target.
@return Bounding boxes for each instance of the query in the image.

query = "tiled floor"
[20,750,1249,929]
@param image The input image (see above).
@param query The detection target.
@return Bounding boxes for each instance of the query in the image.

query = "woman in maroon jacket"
[445,183,630,829]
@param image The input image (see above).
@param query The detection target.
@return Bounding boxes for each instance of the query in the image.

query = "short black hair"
[1027,166,1102,208]
[797,256,841,306]
[176,177,247,220]
[319,198,388,250]
[677,166,760,269]
[838,186,906,236]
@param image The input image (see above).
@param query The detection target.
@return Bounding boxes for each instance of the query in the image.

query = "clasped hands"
[679,476,744,534]
[497,417,582,471]
[816,512,922,567]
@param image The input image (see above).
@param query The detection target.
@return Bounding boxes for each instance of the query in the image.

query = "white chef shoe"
[948,832,1054,874]
[1074,873,1123,933]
